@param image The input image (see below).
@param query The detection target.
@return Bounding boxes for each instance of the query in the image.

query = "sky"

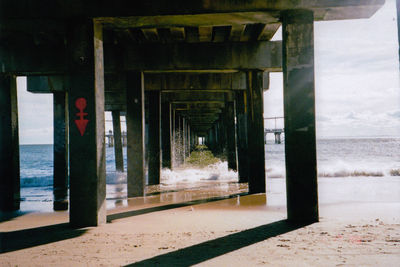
[265,0,399,137]
[17,0,399,144]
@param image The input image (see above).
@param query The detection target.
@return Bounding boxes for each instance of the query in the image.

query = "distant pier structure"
[105,117,127,147]
[0,0,386,227]
[264,117,284,144]
[105,130,127,147]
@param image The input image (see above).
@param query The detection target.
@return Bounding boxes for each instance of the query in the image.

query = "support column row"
[0,75,20,211]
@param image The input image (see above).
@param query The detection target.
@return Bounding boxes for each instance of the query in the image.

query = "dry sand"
[1,185,399,266]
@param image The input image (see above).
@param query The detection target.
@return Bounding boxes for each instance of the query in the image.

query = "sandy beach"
[1,177,399,267]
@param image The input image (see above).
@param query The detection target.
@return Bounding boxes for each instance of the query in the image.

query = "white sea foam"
[161,161,238,184]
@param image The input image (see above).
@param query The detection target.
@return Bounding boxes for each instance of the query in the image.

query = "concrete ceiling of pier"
[1,0,385,133]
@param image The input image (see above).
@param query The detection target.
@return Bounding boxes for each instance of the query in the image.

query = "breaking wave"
[21,176,53,187]
[266,166,398,179]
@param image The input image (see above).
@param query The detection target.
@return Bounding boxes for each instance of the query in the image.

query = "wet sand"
[1,178,399,266]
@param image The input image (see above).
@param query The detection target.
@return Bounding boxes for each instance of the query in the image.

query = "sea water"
[16,137,400,212]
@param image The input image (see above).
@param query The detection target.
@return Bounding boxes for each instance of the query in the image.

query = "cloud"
[19,127,53,145]
[387,110,400,118]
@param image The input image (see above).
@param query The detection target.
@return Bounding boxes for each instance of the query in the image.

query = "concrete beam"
[173,102,225,110]
[3,41,281,74]
[0,0,384,21]
[26,76,66,93]
[164,92,228,102]
[145,73,247,90]
[0,44,67,75]
[28,73,270,93]
[123,41,281,71]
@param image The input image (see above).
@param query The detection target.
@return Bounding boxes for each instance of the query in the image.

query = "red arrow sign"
[75,98,89,136]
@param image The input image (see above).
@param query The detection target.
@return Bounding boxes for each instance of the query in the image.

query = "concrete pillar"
[53,92,69,211]
[282,9,318,222]
[171,108,176,167]
[122,130,127,147]
[212,123,216,152]
[112,110,124,172]
[126,72,145,197]
[107,131,114,147]
[187,123,191,156]
[274,132,282,144]
[246,70,266,194]
[397,0,400,65]
[148,91,160,185]
[226,100,237,171]
[216,119,223,155]
[182,117,186,161]
[67,20,106,227]
[161,101,172,169]
[175,114,182,165]
[0,75,20,211]
[179,116,185,163]
[235,91,249,182]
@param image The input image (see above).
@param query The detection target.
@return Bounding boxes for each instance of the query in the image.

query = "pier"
[0,0,386,227]
[105,130,127,148]
[264,117,284,144]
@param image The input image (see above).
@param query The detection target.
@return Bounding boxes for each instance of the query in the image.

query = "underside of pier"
[0,0,384,226]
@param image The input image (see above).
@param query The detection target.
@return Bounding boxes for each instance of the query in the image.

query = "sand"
[1,182,399,266]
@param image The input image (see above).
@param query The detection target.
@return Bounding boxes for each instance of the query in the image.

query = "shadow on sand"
[0,223,87,254]
[107,192,248,223]
[0,210,31,223]
[0,192,247,254]
[125,220,313,267]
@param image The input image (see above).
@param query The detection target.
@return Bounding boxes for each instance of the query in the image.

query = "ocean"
[17,137,400,212]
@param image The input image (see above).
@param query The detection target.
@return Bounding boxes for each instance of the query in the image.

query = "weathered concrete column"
[205,130,210,150]
[122,130,127,147]
[186,123,191,156]
[171,108,176,167]
[213,124,218,154]
[217,119,223,155]
[235,91,249,182]
[148,91,161,185]
[397,0,400,65]
[112,110,124,172]
[282,9,318,222]
[174,114,183,165]
[161,101,172,169]
[274,132,282,144]
[182,117,186,161]
[215,118,224,155]
[180,116,186,163]
[126,72,145,197]
[246,70,266,194]
[0,75,20,211]
[67,20,106,227]
[53,92,69,211]
[226,100,237,171]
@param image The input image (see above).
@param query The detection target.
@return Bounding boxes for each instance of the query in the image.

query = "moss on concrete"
[185,145,219,168]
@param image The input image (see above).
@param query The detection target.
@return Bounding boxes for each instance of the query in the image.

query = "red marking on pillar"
[75,97,89,136]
